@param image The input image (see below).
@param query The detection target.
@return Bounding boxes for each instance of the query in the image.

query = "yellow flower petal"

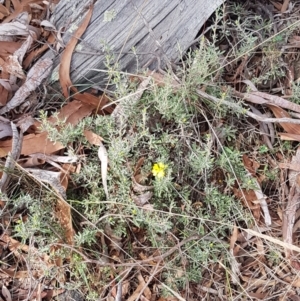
[152,162,167,178]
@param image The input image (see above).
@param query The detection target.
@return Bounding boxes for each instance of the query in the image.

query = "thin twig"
[53,234,201,267]
[134,263,163,301]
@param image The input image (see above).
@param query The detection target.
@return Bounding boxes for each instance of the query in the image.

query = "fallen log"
[44,0,223,90]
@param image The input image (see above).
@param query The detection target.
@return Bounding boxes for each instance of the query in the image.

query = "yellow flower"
[152,162,167,178]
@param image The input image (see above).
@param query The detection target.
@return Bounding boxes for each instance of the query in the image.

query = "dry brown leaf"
[230,225,238,251]
[25,168,66,199]
[0,41,22,57]
[73,92,114,114]
[127,273,152,301]
[0,55,24,78]
[268,105,300,134]
[0,71,9,106]
[279,162,300,172]
[278,133,300,141]
[50,99,95,125]
[0,233,50,263]
[69,104,97,125]
[280,274,300,288]
[48,100,82,124]
[61,163,77,174]
[1,11,40,36]
[242,154,260,176]
[233,188,260,221]
[3,0,40,24]
[228,225,241,284]
[134,157,145,176]
[0,4,9,19]
[84,129,103,146]
[55,194,74,246]
[59,4,94,98]
[247,292,269,300]
[255,237,265,257]
[281,0,290,12]
[1,268,29,279]
[0,99,97,157]
[253,91,300,113]
[0,131,64,157]
[23,33,56,68]
[2,285,11,301]
[132,191,153,206]
[270,0,282,10]
[250,175,271,226]
[132,177,153,193]
[0,58,53,114]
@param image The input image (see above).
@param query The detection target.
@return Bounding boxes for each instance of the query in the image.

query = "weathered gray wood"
[45,0,223,90]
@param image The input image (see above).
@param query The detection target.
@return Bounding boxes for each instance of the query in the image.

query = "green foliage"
[54,30,256,297]
[204,186,240,221]
[183,39,223,89]
[13,193,58,247]
[188,141,214,175]
[75,228,97,247]
[258,145,269,154]
[7,2,296,299]
[291,82,300,104]
[39,110,87,147]
[217,147,244,178]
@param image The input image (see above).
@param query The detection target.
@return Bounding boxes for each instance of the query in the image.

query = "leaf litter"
[0,1,111,299]
[3,0,300,300]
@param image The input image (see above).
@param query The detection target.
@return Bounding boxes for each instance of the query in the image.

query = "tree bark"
[44,0,223,90]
